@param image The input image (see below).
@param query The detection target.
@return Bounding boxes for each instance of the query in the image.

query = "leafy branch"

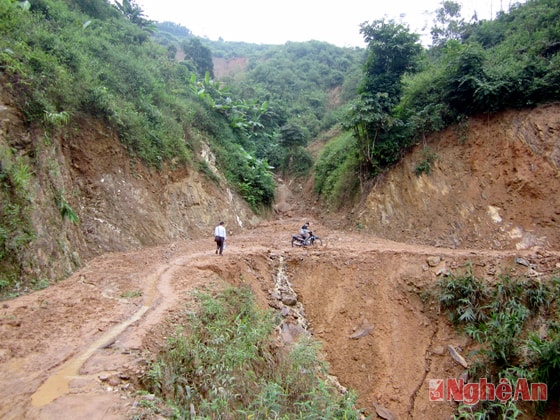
[189,72,268,136]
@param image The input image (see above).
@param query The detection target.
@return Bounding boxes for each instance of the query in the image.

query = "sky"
[136,0,515,47]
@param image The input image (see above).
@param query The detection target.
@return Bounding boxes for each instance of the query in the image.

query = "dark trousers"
[216,237,225,255]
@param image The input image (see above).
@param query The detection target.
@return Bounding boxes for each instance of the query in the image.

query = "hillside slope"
[328,103,560,251]
[0,88,261,289]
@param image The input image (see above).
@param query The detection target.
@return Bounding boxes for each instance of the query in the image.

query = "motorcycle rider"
[291,221,321,247]
[300,222,310,240]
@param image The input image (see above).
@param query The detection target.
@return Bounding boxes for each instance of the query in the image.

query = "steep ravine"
[1,100,559,419]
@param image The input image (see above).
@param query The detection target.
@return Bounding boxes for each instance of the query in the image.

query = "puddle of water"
[31,261,174,408]
[31,305,149,407]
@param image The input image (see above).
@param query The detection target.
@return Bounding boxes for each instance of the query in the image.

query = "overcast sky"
[136,0,517,47]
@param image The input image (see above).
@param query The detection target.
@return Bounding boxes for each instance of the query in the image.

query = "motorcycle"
[291,230,322,247]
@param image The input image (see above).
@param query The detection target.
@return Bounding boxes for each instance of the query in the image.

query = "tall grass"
[141,285,362,419]
[434,269,560,419]
[0,145,35,296]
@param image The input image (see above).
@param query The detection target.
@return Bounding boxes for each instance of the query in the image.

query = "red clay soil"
[1,215,559,419]
[2,104,560,419]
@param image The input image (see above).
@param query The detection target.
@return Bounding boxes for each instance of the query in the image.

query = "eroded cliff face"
[351,103,560,251]
[65,116,259,252]
[0,95,259,286]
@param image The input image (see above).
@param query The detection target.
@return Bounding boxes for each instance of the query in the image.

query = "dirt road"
[1,217,559,419]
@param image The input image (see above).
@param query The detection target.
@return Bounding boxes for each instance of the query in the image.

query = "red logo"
[429,378,547,404]
[429,379,445,402]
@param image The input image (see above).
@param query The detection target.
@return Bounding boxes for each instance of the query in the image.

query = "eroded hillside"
[0,91,261,287]
[340,103,560,251]
[1,103,559,419]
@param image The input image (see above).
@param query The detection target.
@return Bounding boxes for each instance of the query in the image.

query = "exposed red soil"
[1,213,559,419]
[1,104,560,419]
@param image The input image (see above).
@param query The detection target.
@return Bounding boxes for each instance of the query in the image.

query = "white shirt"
[214,225,226,238]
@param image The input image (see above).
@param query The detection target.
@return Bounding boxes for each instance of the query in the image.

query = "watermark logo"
[429,378,547,405]
[429,379,445,402]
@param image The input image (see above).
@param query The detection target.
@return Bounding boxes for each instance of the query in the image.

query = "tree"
[278,123,307,150]
[113,0,155,33]
[74,0,119,20]
[182,38,214,78]
[277,123,310,175]
[430,1,468,47]
[346,19,422,182]
[359,19,422,100]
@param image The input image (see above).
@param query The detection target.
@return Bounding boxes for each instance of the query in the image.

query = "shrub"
[142,285,362,418]
[526,327,560,413]
[434,268,560,418]
[414,147,438,176]
[437,264,489,325]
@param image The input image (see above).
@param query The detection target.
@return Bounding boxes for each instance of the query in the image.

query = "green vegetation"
[345,19,423,182]
[434,266,560,418]
[162,33,364,177]
[120,289,142,298]
[0,140,35,294]
[414,147,438,176]
[313,131,360,210]
[0,0,557,256]
[317,0,560,208]
[55,194,79,224]
[0,0,279,209]
[141,285,362,419]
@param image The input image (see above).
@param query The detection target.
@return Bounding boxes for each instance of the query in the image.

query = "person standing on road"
[214,221,226,255]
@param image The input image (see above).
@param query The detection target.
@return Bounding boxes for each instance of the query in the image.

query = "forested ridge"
[155,0,560,206]
[1,0,559,301]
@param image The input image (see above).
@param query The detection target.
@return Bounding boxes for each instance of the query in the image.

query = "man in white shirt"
[214,221,227,255]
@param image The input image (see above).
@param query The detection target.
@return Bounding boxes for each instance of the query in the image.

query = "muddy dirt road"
[1,217,559,419]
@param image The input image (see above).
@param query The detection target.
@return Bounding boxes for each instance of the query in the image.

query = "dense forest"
[153,0,560,208]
